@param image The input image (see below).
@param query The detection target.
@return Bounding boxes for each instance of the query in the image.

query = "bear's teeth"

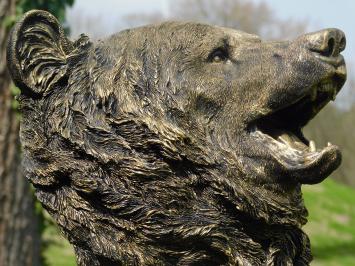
[332,89,337,101]
[309,140,316,152]
[319,82,332,92]
[310,86,317,101]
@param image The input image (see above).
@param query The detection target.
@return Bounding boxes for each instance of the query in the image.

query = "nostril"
[320,37,335,57]
[339,37,346,52]
[306,29,346,60]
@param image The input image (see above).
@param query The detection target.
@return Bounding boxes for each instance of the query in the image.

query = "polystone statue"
[7,10,346,265]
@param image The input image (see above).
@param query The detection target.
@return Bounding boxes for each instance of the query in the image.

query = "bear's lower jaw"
[250,125,341,184]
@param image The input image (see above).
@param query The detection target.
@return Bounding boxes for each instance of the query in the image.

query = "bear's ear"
[7,10,73,97]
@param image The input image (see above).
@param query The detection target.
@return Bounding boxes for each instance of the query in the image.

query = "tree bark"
[0,0,41,265]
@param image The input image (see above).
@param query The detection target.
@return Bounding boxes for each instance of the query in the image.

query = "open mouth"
[250,75,344,184]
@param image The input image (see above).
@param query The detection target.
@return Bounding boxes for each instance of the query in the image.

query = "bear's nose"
[305,28,346,58]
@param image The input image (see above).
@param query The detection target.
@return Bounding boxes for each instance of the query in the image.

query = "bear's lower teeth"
[309,140,316,152]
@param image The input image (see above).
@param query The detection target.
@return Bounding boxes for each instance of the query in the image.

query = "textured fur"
[7,10,346,265]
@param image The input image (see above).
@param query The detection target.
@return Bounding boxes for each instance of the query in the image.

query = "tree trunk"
[0,0,41,265]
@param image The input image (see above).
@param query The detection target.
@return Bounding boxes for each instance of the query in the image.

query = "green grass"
[303,178,355,266]
[43,178,355,265]
[42,223,76,266]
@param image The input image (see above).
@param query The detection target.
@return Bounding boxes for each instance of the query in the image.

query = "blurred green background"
[1,0,354,265]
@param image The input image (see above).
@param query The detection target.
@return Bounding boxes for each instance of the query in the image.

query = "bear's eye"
[208,48,229,63]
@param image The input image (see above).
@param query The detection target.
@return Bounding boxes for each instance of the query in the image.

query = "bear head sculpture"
[7,10,346,265]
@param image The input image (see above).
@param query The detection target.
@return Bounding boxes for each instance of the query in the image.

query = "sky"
[67,0,354,58]
[253,0,354,61]
[66,0,354,99]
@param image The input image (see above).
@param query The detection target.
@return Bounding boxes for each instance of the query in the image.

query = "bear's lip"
[248,70,345,184]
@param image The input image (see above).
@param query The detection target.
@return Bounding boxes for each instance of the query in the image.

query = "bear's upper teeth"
[310,86,317,101]
[332,89,337,101]
[319,82,332,92]
[311,81,337,101]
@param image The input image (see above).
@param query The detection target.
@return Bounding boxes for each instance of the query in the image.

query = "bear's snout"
[301,28,346,65]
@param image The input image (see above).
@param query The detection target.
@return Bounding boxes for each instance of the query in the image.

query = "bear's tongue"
[255,125,333,155]
[265,128,308,152]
